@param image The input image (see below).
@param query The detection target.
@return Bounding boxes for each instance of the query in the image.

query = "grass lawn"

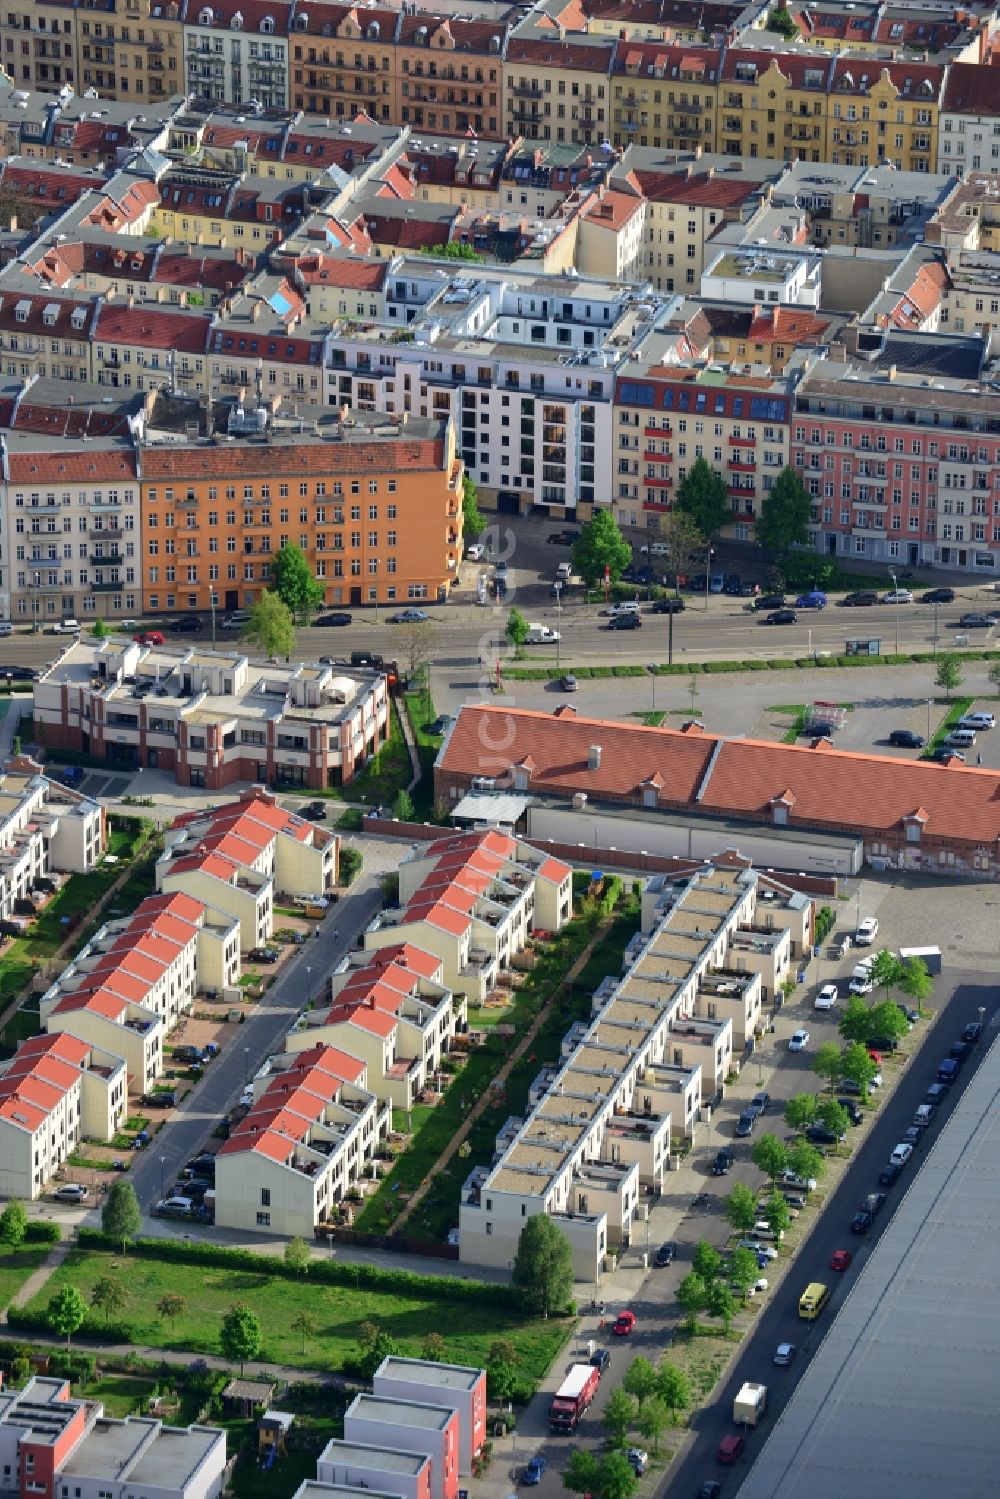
[25,1247,568,1383]
[0,1245,50,1310]
[401,688,448,820]
[289,703,413,806]
[78,1372,157,1418]
[231,1416,342,1499]
[923,694,974,755]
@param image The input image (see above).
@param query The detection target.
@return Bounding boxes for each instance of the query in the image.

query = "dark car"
[958,612,998,628]
[837,1098,864,1125]
[920,588,955,604]
[950,1040,973,1065]
[879,1162,903,1187]
[806,1123,843,1146]
[734,1110,756,1138]
[651,596,685,613]
[889,729,925,748]
[185,1155,216,1178]
[868,1034,899,1053]
[722,575,742,595]
[315,612,353,627]
[1,666,35,681]
[928,745,965,763]
[763,608,797,625]
[712,1148,734,1175]
[522,1457,546,1487]
[350,650,384,669]
[803,721,834,738]
[850,1209,873,1235]
[303,802,328,822]
[590,1347,611,1374]
[864,1191,887,1216]
[698,1485,722,1499]
[623,565,653,585]
[751,1090,771,1115]
[548,529,579,546]
[963,1021,983,1043]
[901,1125,925,1149]
[654,1240,677,1267]
[838,1078,863,1096]
[248,946,280,964]
[608,613,642,630]
[841,590,879,607]
[925,1082,949,1106]
[896,1003,919,1024]
[758,593,786,610]
[168,616,201,633]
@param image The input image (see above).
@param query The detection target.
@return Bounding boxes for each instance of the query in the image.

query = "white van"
[526,624,560,644]
[944,728,977,748]
[555,561,572,580]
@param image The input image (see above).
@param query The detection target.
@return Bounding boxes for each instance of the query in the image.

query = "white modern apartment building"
[321,257,675,516]
[183,0,290,111]
[0,761,104,923]
[460,863,806,1278]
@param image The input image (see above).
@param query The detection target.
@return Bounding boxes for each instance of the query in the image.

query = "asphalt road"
[666,971,997,1499]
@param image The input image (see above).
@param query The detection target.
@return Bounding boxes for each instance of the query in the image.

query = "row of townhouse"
[0,788,337,1198]
[0,759,103,914]
[0,400,462,625]
[459,861,806,1277]
[0,1375,226,1499]
[34,635,392,789]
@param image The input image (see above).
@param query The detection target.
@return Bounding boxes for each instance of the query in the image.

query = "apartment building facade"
[182,0,292,110]
[503,37,616,148]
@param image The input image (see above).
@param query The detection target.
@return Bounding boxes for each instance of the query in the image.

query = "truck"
[549,1364,600,1433]
[733,1382,767,1428]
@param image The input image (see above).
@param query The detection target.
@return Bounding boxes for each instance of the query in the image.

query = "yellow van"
[798,1282,831,1320]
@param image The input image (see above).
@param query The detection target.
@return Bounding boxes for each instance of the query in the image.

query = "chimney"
[251,302,260,322]
[588,744,602,770]
[887,363,896,381]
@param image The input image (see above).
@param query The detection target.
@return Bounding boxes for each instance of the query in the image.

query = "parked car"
[612,1310,636,1336]
[849,973,875,996]
[920,588,955,604]
[391,609,429,624]
[795,591,827,609]
[735,1109,757,1137]
[559,674,578,692]
[627,1450,649,1476]
[640,540,669,557]
[651,597,685,613]
[750,1090,771,1115]
[841,590,879,607]
[758,593,786,610]
[763,608,797,625]
[301,801,328,821]
[928,745,965,762]
[850,1210,873,1235]
[133,630,164,646]
[814,983,839,1011]
[522,1458,546,1487]
[547,529,579,546]
[52,1183,89,1203]
[712,1148,734,1175]
[879,1162,903,1187]
[168,616,201,633]
[778,1169,817,1192]
[889,1142,914,1167]
[855,916,879,944]
[590,1348,611,1374]
[925,1082,949,1106]
[154,1197,194,1219]
[716,1436,745,1466]
[837,1098,864,1125]
[736,1239,778,1261]
[958,711,996,730]
[889,729,925,748]
[653,1241,677,1267]
[50,618,81,635]
[901,1125,925,1150]
[315,612,353,627]
[806,1123,843,1146]
[788,1028,810,1051]
[429,715,455,735]
[608,613,642,630]
[248,946,280,964]
[829,1248,853,1271]
[773,1342,796,1367]
[963,1021,983,1043]
[883,589,913,604]
[465,543,485,561]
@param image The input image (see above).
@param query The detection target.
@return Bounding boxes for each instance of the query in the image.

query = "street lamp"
[978,1006,986,1045]
[704,547,714,611]
[305,964,312,1005]
[889,568,900,655]
[932,598,939,660]
[159,1155,166,1199]
[646,663,657,713]
[243,1046,250,1086]
[555,587,562,671]
[31,571,40,634]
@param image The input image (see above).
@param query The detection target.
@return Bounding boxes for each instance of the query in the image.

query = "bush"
[24,1221,60,1244]
[75,1230,522,1306]
[339,847,363,887]
[6,1306,136,1343]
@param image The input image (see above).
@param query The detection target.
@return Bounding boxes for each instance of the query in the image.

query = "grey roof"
[376,1356,484,1392]
[737,1023,1000,1499]
[451,792,531,827]
[868,331,984,380]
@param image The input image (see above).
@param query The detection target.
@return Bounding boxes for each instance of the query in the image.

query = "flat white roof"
[738,1026,1000,1499]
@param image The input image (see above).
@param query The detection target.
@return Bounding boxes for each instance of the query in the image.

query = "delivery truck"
[549,1364,600,1433]
[733,1382,767,1428]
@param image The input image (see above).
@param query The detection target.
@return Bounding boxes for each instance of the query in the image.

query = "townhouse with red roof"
[363,830,571,1003]
[0,761,104,920]
[0,1033,127,1200]
[284,941,460,1108]
[214,1041,390,1236]
[158,789,337,948]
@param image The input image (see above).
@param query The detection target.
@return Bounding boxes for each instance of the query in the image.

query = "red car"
[716,1435,745,1465]
[868,1048,883,1065]
[134,630,165,646]
[612,1310,636,1337]
[829,1248,853,1272]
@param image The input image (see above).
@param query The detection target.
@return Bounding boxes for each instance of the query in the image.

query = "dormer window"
[295,10,308,28]
[198,4,212,22]
[231,10,243,29]
[261,13,274,31]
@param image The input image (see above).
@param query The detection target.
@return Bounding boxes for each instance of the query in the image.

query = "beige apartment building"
[503,36,615,148]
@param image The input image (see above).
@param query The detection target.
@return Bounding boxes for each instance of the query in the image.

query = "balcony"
[644,424,670,437]
[91,579,123,592]
[90,551,123,566]
[728,456,756,472]
[728,433,756,447]
[510,81,542,97]
[643,474,673,488]
[91,497,122,510]
[89,528,122,540]
[643,449,671,463]
[26,500,61,515]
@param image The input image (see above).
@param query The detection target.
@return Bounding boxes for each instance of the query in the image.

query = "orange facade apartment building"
[138,413,463,617]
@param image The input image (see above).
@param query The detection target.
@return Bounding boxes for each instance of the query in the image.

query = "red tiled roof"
[581,189,644,232]
[628,170,761,210]
[94,305,212,354]
[506,37,615,71]
[0,163,102,209]
[292,253,389,291]
[329,1004,397,1037]
[828,58,943,98]
[441,705,1000,846]
[396,14,506,51]
[188,0,293,32]
[0,293,94,341]
[17,1033,89,1066]
[941,62,1000,116]
[366,942,442,979]
[745,306,832,344]
[6,449,136,484]
[143,436,445,480]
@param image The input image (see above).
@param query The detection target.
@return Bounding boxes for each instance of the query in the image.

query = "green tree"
[598,1451,639,1499]
[622,1355,658,1413]
[705,1278,737,1335]
[899,955,933,1010]
[268,542,324,622]
[461,475,485,541]
[839,995,874,1046]
[638,1395,669,1453]
[572,510,632,586]
[751,1132,788,1182]
[675,1270,707,1333]
[867,1001,909,1045]
[220,1302,262,1376]
[813,1041,843,1089]
[602,1387,635,1448]
[815,1099,850,1137]
[935,653,963,699]
[989,658,1000,697]
[291,1311,317,1355]
[0,1200,28,1249]
[727,1246,760,1301]
[244,591,295,660]
[102,1179,141,1255]
[756,466,811,559]
[487,1338,519,1368]
[656,508,705,593]
[392,787,415,821]
[787,1141,824,1183]
[784,1092,818,1132]
[284,1236,311,1275]
[511,1214,573,1317]
[156,1292,186,1329]
[47,1285,87,1347]
[692,1239,723,1285]
[486,1356,517,1402]
[769,6,799,38]
[563,1450,600,1496]
[91,618,111,640]
[725,1182,758,1235]
[417,241,484,262]
[505,605,529,647]
[762,1191,791,1239]
[869,948,904,1001]
[421,1331,446,1363]
[655,1362,690,1423]
[841,1041,879,1097]
[358,1329,400,1381]
[675,456,728,540]
[90,1274,127,1327]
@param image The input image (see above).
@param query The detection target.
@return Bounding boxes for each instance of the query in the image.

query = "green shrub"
[24,1221,60,1244]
